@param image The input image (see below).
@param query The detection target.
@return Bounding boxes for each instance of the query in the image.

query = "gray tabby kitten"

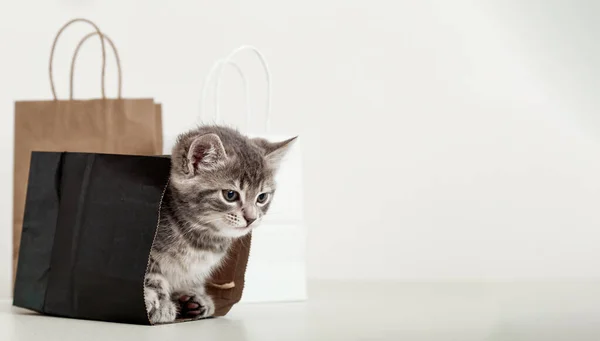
[144,125,295,324]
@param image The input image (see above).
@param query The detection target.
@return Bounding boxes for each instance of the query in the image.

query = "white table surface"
[2,280,600,341]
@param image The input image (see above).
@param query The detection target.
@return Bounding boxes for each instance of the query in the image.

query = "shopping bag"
[13,152,170,325]
[165,45,306,304]
[12,18,163,282]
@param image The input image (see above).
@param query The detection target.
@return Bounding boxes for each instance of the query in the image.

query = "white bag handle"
[200,59,251,126]
[200,45,272,133]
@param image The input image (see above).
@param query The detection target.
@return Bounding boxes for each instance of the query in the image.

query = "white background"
[0,0,600,299]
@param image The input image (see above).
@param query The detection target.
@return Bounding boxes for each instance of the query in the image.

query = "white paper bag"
[164,46,306,303]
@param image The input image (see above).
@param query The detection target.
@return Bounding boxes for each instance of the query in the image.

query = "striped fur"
[144,126,295,324]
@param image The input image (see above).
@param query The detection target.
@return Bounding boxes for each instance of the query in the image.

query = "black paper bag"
[13,152,171,325]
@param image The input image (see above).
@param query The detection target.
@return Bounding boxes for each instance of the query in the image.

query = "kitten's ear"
[253,136,297,169]
[187,133,227,174]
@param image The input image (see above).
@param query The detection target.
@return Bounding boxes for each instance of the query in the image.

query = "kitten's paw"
[177,294,215,319]
[147,298,177,324]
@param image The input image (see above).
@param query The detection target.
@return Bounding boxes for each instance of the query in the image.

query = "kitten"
[144,125,295,324]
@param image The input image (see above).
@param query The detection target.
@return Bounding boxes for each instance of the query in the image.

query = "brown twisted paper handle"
[69,31,123,99]
[49,18,107,99]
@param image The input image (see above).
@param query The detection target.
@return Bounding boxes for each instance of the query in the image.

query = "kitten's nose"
[242,207,257,227]
[244,215,256,227]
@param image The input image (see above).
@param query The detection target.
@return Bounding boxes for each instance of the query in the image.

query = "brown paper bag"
[13,18,163,283]
[206,234,252,316]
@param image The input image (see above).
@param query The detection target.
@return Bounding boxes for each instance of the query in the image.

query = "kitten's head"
[170,126,296,239]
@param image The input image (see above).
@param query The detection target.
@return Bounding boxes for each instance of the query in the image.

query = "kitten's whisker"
[198,217,224,225]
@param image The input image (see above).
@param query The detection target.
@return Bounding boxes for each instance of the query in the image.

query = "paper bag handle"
[49,18,107,100]
[69,32,122,99]
[200,60,251,127]
[200,45,272,133]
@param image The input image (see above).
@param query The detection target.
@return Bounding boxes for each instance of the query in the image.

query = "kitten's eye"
[222,190,239,202]
[256,193,270,204]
